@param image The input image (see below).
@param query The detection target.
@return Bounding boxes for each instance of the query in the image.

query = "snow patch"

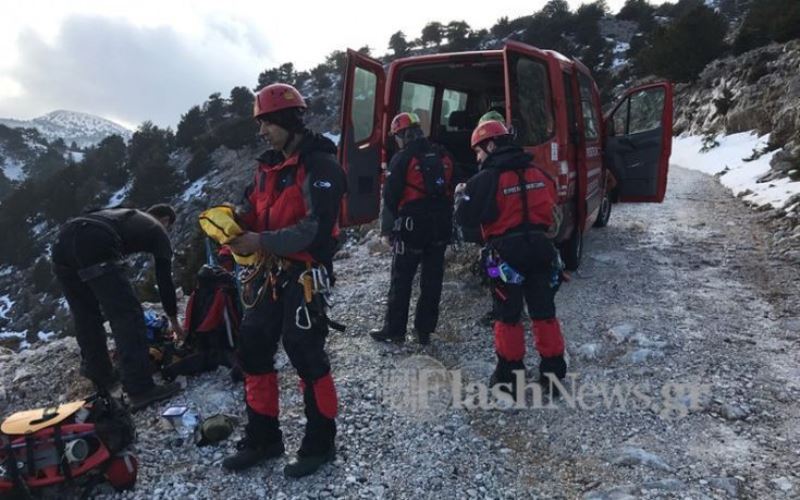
[0,294,13,319]
[323,132,341,147]
[37,331,56,342]
[107,182,132,207]
[182,178,209,201]
[0,266,13,277]
[672,132,800,209]
[32,221,48,236]
[0,329,26,340]
[1,156,26,181]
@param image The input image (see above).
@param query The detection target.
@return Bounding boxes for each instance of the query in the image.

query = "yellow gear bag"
[1,400,87,435]
[198,205,259,266]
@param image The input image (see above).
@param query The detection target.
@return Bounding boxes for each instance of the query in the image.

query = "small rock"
[772,477,793,491]
[721,403,750,421]
[612,447,672,472]
[708,477,740,497]
[12,366,34,383]
[641,479,686,491]
[576,343,602,360]
[606,324,636,344]
[625,348,664,364]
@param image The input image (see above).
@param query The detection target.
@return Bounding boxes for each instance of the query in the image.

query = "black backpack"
[410,150,447,201]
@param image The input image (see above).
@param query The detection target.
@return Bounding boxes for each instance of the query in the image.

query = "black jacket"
[77,208,178,317]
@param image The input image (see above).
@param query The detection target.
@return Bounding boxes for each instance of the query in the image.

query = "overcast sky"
[0,0,668,129]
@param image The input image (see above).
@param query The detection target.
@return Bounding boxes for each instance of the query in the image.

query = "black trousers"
[489,232,567,384]
[51,221,154,395]
[237,265,336,456]
[383,242,447,338]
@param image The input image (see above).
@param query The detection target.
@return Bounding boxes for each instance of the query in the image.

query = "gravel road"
[1,165,798,499]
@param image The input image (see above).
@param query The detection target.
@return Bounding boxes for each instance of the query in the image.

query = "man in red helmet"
[369,112,454,345]
[222,83,346,478]
[455,120,567,398]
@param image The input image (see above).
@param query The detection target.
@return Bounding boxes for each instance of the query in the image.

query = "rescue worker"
[51,204,183,410]
[223,83,346,478]
[369,112,454,345]
[454,120,567,397]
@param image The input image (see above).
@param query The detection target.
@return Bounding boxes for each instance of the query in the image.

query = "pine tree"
[421,22,444,47]
[127,122,181,206]
[176,106,206,148]
[635,5,727,82]
[389,31,409,57]
[229,86,254,118]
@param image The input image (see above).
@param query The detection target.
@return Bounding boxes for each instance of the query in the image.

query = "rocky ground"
[1,164,799,499]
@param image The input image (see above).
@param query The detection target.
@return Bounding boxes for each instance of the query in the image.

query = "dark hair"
[399,125,424,143]
[147,204,177,225]
[491,135,513,148]
[260,107,306,133]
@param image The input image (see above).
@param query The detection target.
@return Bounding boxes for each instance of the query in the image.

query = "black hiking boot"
[128,382,181,411]
[369,329,405,344]
[222,439,285,471]
[415,329,431,346]
[284,448,335,479]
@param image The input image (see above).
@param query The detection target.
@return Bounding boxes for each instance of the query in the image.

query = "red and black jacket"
[381,138,454,234]
[237,132,346,266]
[455,145,557,242]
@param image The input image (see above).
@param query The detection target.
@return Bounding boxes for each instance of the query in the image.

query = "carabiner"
[296,304,312,330]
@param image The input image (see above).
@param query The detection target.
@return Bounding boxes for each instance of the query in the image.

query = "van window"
[578,74,599,141]
[609,87,666,136]
[629,88,665,135]
[509,55,554,146]
[400,82,435,136]
[440,89,468,131]
[352,67,377,143]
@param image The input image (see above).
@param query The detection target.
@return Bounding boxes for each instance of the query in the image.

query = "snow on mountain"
[0,110,132,148]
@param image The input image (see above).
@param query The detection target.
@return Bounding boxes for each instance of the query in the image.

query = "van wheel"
[593,193,612,228]
[561,227,583,271]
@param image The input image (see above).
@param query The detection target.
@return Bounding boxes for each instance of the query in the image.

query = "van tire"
[593,193,612,228]
[561,227,583,271]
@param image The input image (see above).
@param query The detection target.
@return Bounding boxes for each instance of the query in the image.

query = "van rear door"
[603,82,673,202]
[338,49,385,226]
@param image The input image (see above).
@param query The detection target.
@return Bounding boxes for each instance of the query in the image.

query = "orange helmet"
[253,83,307,119]
[389,112,420,136]
[470,120,510,148]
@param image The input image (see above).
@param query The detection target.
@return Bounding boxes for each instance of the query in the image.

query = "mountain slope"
[0,110,132,148]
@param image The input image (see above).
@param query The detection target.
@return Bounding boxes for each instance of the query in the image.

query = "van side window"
[440,89,468,131]
[509,55,554,147]
[609,87,666,136]
[400,82,435,136]
[629,88,665,135]
[578,74,599,141]
[352,67,377,143]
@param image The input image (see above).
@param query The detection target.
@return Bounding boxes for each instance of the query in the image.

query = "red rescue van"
[337,41,673,269]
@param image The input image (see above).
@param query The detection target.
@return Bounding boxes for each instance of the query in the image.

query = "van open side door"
[604,82,673,202]
[338,49,386,226]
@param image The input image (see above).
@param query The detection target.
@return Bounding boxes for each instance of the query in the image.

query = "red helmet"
[253,83,307,118]
[470,120,510,148]
[105,452,138,491]
[389,112,420,136]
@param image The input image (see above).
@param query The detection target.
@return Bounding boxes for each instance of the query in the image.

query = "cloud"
[0,15,272,128]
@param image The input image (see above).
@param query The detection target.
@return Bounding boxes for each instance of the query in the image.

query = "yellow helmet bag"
[198,206,259,266]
